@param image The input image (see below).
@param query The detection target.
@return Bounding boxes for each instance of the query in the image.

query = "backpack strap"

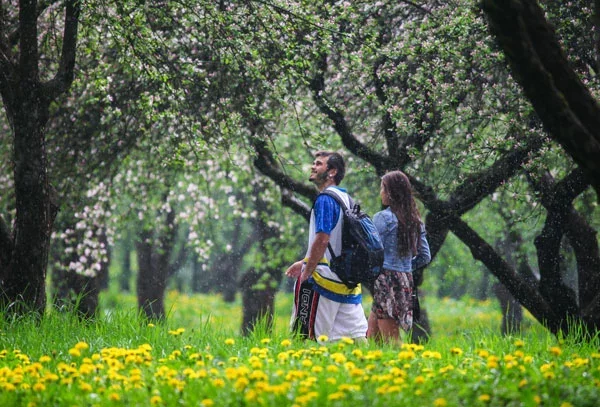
[317,188,354,260]
[320,188,353,212]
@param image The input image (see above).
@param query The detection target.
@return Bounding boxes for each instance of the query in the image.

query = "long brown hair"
[381,171,421,256]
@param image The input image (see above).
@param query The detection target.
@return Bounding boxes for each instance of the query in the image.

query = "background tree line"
[0,0,598,338]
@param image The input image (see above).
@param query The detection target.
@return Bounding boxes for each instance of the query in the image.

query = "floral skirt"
[372,270,414,332]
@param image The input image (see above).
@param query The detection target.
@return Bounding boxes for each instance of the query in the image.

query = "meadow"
[0,291,598,406]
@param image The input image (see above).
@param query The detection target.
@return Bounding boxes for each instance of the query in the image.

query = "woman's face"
[380,181,389,206]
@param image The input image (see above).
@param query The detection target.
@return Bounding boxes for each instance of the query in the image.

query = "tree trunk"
[136,230,166,320]
[410,286,431,344]
[0,0,81,316]
[191,255,205,293]
[240,268,276,335]
[566,212,600,313]
[1,113,53,314]
[136,208,178,320]
[96,230,110,291]
[52,266,99,320]
[493,282,523,335]
[119,236,132,292]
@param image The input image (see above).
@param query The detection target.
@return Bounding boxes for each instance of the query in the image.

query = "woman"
[368,170,431,345]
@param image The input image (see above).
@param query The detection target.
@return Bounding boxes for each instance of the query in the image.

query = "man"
[286,151,368,342]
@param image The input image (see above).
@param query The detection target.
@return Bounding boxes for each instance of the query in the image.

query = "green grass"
[0,291,598,406]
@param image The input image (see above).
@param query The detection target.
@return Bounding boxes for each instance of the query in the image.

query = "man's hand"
[285,261,304,279]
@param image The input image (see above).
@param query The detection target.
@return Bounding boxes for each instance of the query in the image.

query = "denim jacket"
[373,208,431,273]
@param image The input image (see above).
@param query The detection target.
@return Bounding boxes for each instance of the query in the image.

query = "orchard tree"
[482,0,600,198]
[0,1,81,314]
[251,0,599,338]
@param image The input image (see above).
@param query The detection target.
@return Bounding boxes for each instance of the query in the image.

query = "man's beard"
[309,171,329,184]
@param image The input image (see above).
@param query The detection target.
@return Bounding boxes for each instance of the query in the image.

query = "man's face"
[309,156,331,186]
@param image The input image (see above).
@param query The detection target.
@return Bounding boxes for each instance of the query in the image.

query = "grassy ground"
[0,290,598,406]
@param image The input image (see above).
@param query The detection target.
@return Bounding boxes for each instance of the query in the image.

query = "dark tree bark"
[136,206,179,320]
[96,230,110,291]
[531,169,600,330]
[119,235,132,292]
[482,0,600,198]
[0,1,81,315]
[52,266,99,320]
[240,267,277,335]
[493,282,523,335]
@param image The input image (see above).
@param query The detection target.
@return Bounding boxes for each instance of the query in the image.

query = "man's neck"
[318,180,337,192]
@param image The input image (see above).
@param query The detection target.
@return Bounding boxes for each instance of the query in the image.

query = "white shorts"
[290,279,368,342]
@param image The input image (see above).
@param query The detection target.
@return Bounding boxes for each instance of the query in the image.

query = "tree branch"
[252,138,317,200]
[449,215,562,333]
[447,136,544,215]
[281,189,311,221]
[44,0,81,100]
[309,55,390,174]
[482,0,600,196]
[19,0,39,82]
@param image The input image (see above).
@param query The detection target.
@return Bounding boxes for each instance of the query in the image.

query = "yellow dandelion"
[201,399,214,407]
[450,347,463,356]
[280,339,292,347]
[3,383,17,392]
[260,338,271,344]
[79,382,93,392]
[398,350,416,360]
[150,395,163,405]
[434,398,448,407]
[317,334,329,342]
[224,338,235,345]
[39,355,51,363]
[301,359,313,367]
[549,346,562,356]
[325,365,340,373]
[559,403,573,407]
[328,392,346,400]
[478,394,491,402]
[74,342,89,351]
[68,348,81,357]
[148,323,155,328]
[32,382,46,392]
[109,393,120,401]
[212,378,225,387]
[514,339,525,347]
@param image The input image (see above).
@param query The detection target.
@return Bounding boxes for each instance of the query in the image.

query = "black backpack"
[319,189,384,289]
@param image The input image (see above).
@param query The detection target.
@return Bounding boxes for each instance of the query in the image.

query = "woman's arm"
[411,226,431,271]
